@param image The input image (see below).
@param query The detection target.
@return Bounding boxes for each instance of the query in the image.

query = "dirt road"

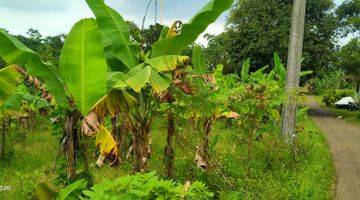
[307,97,360,200]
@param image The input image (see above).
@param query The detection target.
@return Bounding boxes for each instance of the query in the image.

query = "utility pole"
[160,0,164,25]
[281,0,307,143]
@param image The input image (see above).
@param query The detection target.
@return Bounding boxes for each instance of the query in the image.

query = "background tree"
[209,0,337,78]
[338,37,360,98]
[336,0,360,37]
[126,21,163,52]
[203,33,230,71]
[11,28,65,67]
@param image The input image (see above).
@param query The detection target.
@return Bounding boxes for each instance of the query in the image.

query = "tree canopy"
[336,0,360,36]
[339,38,360,84]
[206,0,338,77]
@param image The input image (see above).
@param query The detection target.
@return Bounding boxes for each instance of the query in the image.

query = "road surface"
[307,96,360,200]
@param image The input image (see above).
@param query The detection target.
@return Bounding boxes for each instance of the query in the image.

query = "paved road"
[307,97,360,200]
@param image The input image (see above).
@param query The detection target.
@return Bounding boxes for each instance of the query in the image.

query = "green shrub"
[54,172,213,200]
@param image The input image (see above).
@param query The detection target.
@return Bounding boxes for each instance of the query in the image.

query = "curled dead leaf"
[81,111,100,136]
[195,146,207,171]
[95,125,119,167]
[221,111,239,119]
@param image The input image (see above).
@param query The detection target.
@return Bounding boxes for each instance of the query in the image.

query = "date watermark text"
[0,185,11,191]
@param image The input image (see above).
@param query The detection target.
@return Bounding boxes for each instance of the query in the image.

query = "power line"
[155,0,158,25]
[160,0,164,25]
[142,0,153,30]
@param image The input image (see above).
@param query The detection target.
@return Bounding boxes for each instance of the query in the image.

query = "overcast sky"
[0,0,345,45]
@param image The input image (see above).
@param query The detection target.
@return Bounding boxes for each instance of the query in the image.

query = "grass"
[0,116,59,199]
[0,115,336,199]
[314,95,360,126]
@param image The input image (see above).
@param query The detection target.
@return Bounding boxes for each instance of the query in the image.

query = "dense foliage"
[0,0,342,199]
[338,38,360,97]
[49,172,213,200]
[337,0,360,36]
[206,0,338,78]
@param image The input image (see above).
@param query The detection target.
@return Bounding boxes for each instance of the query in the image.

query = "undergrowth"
[0,115,335,199]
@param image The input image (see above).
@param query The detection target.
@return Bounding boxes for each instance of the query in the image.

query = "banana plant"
[0,30,68,105]
[0,0,235,177]
[0,65,22,106]
[0,22,109,179]
[0,65,21,159]
[0,63,56,159]
[83,0,234,172]
[151,0,234,58]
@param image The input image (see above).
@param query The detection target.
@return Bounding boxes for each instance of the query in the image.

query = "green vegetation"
[53,172,214,200]
[0,116,58,200]
[205,0,338,75]
[1,0,358,198]
[0,113,335,199]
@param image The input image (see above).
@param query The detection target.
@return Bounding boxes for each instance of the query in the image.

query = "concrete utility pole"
[281,0,307,143]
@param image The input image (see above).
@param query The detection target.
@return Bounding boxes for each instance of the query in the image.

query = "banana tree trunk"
[164,109,175,178]
[65,110,80,180]
[0,128,3,159]
[120,115,129,160]
[203,118,213,161]
[133,123,151,172]
[133,131,143,172]
[111,116,121,161]
[0,116,11,160]
[112,114,129,162]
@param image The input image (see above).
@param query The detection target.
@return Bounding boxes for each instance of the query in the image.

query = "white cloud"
[0,0,93,36]
[0,0,71,11]
[0,0,228,46]
[196,22,225,46]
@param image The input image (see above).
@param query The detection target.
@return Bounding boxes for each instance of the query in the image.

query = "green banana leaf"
[107,72,127,91]
[25,56,68,104]
[151,0,234,57]
[145,55,189,72]
[60,18,108,116]
[0,30,34,64]
[110,55,188,93]
[56,179,87,200]
[0,30,67,105]
[159,26,170,41]
[192,45,208,74]
[86,0,139,71]
[240,58,251,82]
[125,64,172,93]
[5,92,50,111]
[0,65,22,106]
[273,52,286,83]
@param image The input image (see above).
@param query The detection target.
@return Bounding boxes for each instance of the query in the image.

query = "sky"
[0,0,346,45]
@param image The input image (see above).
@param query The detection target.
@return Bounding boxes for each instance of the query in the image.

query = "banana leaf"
[60,18,107,115]
[145,55,189,72]
[0,65,22,106]
[151,0,234,57]
[0,30,67,105]
[192,45,208,74]
[125,64,172,93]
[86,0,139,71]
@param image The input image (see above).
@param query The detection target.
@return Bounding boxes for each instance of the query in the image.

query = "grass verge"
[0,116,335,199]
